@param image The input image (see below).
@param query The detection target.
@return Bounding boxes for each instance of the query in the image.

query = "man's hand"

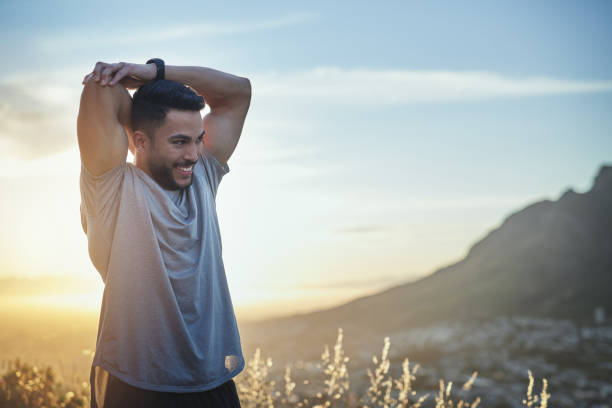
[82,62,157,89]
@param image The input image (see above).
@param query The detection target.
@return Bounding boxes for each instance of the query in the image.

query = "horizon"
[1,160,609,322]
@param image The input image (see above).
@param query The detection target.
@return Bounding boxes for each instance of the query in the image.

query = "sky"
[0,0,611,321]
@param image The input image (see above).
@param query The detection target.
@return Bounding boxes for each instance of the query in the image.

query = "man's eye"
[173,140,186,145]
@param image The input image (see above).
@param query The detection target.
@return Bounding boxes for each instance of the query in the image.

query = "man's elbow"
[211,77,250,111]
[241,77,251,99]
[229,77,251,110]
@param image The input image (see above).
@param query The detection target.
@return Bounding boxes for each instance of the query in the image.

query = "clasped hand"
[82,61,157,89]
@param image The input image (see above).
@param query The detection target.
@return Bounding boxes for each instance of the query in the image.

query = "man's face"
[145,109,204,190]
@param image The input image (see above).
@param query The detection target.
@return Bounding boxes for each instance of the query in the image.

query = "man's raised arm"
[77,64,133,176]
[164,65,251,168]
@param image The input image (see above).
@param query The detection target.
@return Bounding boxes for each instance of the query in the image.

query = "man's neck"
[133,155,152,178]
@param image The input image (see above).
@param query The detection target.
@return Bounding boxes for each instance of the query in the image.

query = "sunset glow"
[0,1,610,322]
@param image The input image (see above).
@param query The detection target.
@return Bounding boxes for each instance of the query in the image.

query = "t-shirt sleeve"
[199,148,230,198]
[79,161,127,220]
[80,161,126,282]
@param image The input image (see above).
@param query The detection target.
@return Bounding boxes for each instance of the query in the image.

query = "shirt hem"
[92,357,245,393]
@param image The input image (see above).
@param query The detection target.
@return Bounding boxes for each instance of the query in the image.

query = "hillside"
[241,164,612,361]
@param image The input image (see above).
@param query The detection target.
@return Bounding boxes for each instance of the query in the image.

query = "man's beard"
[148,158,194,191]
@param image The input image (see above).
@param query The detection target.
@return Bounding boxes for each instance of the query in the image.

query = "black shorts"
[101,373,242,408]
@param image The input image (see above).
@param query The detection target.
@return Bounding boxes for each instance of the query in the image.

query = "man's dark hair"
[131,79,205,139]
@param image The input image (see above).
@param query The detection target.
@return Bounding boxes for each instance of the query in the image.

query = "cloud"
[246,274,402,291]
[4,66,611,162]
[37,13,316,51]
[290,274,402,290]
[0,75,80,160]
[253,68,612,106]
[335,225,388,235]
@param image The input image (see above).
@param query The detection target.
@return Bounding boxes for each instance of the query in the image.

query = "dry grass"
[0,327,551,407]
[522,370,550,408]
[235,327,551,408]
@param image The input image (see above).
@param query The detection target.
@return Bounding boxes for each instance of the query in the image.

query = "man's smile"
[176,164,194,176]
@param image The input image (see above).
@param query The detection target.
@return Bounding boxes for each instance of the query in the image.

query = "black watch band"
[146,58,165,80]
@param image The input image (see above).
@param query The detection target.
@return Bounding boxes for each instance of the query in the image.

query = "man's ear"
[133,130,148,153]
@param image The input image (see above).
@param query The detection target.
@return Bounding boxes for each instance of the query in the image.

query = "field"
[0,307,564,408]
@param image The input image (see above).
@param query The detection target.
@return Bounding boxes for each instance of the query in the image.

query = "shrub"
[0,358,87,408]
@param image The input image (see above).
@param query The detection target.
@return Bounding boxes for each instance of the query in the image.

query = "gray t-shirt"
[80,148,244,406]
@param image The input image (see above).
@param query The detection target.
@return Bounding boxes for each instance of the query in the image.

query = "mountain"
[240,164,612,361]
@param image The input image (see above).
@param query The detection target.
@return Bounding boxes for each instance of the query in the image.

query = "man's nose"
[184,142,199,162]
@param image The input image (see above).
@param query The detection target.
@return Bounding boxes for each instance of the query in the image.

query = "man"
[77,59,251,407]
